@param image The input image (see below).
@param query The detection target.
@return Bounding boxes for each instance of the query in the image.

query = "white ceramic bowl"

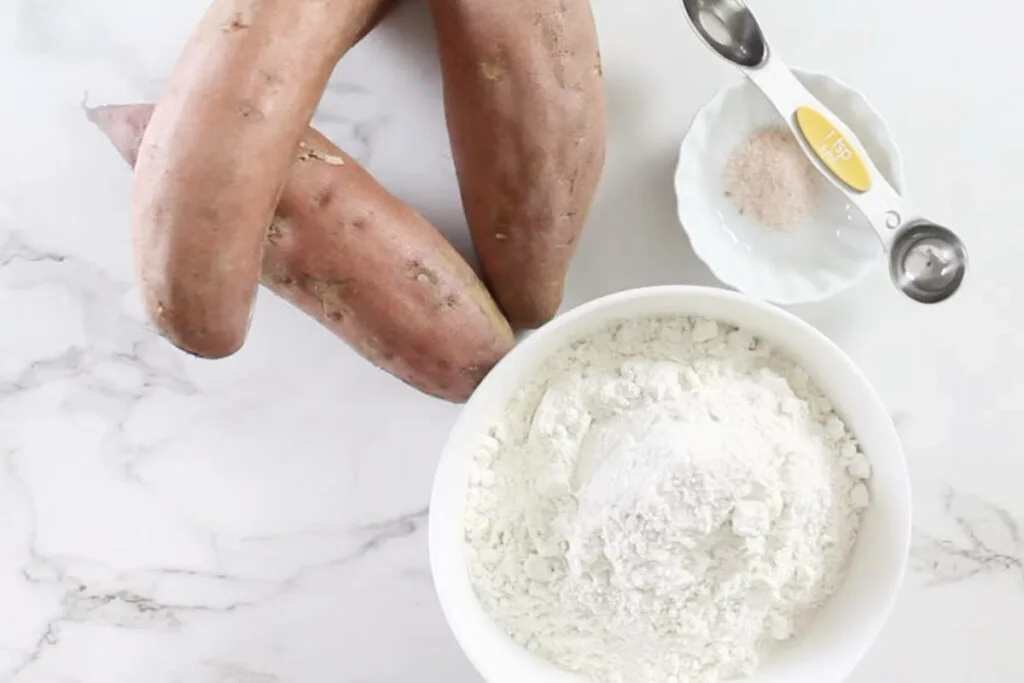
[430,286,911,683]
[675,70,905,304]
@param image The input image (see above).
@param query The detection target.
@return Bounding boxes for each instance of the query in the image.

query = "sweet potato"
[430,0,607,329]
[89,103,515,402]
[133,0,392,358]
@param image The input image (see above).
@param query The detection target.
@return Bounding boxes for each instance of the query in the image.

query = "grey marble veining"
[2,0,1024,680]
[913,487,1023,587]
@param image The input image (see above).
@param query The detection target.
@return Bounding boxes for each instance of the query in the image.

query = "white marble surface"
[1,0,1023,680]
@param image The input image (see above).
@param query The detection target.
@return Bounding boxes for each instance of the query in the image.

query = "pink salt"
[722,125,819,232]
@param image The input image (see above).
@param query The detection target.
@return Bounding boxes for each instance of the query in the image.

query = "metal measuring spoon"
[679,0,968,303]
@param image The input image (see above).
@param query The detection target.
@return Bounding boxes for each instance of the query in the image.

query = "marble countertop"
[2,0,1022,680]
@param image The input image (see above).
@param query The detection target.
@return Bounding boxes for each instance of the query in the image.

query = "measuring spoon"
[679,0,967,303]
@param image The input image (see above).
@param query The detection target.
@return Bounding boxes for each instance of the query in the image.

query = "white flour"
[464,316,871,683]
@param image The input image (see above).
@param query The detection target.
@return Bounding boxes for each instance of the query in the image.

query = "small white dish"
[430,286,911,683]
[674,70,905,304]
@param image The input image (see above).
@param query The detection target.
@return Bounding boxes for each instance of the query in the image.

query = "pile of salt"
[723,125,820,232]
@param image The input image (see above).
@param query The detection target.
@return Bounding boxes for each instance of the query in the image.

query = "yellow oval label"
[794,106,872,193]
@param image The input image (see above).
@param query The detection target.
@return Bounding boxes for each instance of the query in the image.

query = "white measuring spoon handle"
[745,58,912,251]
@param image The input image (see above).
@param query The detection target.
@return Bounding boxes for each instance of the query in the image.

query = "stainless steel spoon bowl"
[889,221,968,304]
[683,0,768,67]
[679,0,968,303]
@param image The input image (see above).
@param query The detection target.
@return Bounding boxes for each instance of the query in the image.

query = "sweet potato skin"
[430,0,607,329]
[133,0,391,358]
[90,104,514,402]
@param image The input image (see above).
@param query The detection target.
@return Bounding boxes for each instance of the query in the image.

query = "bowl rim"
[674,68,907,305]
[429,285,911,683]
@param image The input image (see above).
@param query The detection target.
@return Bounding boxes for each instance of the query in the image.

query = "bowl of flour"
[430,286,910,683]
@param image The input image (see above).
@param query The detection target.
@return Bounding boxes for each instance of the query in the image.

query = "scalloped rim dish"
[674,69,905,305]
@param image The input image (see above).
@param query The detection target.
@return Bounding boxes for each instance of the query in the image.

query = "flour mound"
[464,316,870,683]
